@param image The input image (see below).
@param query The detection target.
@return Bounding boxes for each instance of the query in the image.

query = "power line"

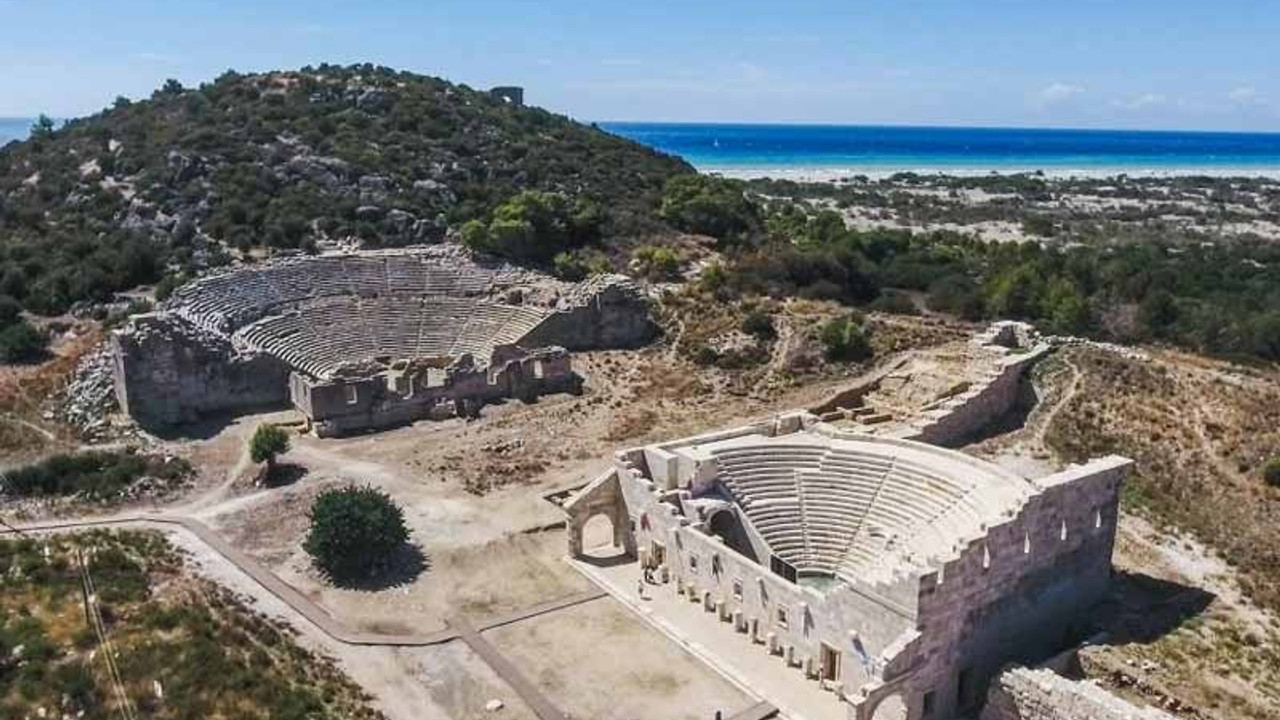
[78,546,138,720]
[1,474,137,720]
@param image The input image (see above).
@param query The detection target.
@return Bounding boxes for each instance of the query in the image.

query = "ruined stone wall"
[299,347,581,437]
[112,314,290,427]
[521,276,656,350]
[982,667,1174,720]
[901,458,1130,720]
[901,345,1050,447]
[611,457,921,705]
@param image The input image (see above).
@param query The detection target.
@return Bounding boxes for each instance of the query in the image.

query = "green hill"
[0,64,692,316]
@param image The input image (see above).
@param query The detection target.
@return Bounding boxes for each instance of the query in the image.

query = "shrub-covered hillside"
[0,64,692,315]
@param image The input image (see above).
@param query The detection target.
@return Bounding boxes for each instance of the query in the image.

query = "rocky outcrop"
[46,344,120,440]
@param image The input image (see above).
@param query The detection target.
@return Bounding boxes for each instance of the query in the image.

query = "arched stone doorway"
[707,509,758,562]
[868,693,908,720]
[564,471,635,561]
[581,513,625,560]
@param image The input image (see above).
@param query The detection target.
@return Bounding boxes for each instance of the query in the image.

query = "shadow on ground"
[328,542,432,592]
[578,550,635,569]
[143,404,292,441]
[264,462,308,488]
[1091,570,1217,645]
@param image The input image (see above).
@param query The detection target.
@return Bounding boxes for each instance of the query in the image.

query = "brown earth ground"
[0,320,99,468]
[967,348,1280,720]
[6,303,1280,720]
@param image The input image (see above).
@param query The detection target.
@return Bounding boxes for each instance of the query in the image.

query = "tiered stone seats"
[709,438,1006,584]
[235,297,552,379]
[167,252,530,336]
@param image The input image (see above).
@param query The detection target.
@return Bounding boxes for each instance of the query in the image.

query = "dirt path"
[0,413,59,443]
[1026,352,1082,456]
[964,349,1081,474]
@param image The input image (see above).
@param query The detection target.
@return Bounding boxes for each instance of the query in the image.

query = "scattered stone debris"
[1048,335,1150,362]
[44,343,122,441]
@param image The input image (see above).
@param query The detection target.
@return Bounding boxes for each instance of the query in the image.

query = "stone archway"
[707,509,758,562]
[563,471,635,561]
[581,513,624,559]
[868,693,908,720]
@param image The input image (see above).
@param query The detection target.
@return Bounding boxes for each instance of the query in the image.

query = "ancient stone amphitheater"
[563,324,1137,720]
[112,246,654,436]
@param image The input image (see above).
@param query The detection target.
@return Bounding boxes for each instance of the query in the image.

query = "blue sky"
[0,0,1275,131]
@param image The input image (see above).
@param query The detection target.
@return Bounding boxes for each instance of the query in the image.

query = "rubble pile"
[46,344,120,440]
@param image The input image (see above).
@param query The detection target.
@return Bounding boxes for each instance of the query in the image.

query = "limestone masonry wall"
[982,667,1174,720]
[900,323,1051,447]
[905,457,1128,720]
[112,314,289,427]
[520,275,657,350]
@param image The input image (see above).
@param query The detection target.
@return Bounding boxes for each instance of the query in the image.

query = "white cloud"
[1228,86,1263,105]
[1032,82,1084,108]
[1113,92,1167,111]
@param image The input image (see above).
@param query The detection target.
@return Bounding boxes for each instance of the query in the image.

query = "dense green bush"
[304,485,410,581]
[461,191,602,263]
[551,248,612,281]
[3,450,192,498]
[0,292,47,363]
[740,309,777,340]
[820,314,873,362]
[1264,458,1280,489]
[0,317,46,363]
[659,175,761,243]
[927,275,985,320]
[631,245,682,281]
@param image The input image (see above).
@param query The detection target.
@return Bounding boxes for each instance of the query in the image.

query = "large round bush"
[304,485,410,581]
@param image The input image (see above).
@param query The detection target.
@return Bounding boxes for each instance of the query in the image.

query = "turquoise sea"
[601,122,1280,178]
[8,116,1280,177]
[0,118,33,147]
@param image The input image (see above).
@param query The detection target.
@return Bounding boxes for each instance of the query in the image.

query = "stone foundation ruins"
[112,247,654,436]
[982,667,1174,720]
[563,324,1140,720]
[814,321,1052,447]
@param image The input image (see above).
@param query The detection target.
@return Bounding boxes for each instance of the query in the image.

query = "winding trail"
[1,413,61,443]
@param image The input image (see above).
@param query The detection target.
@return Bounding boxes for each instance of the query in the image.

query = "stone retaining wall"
[982,667,1174,720]
[112,314,290,427]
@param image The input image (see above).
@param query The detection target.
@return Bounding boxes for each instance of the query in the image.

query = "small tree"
[248,424,290,476]
[820,314,873,363]
[0,320,48,363]
[741,309,777,341]
[304,485,410,580]
[1263,457,1280,489]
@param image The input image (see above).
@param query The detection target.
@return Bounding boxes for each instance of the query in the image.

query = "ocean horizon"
[601,122,1280,179]
[0,117,34,147]
[9,117,1280,179]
